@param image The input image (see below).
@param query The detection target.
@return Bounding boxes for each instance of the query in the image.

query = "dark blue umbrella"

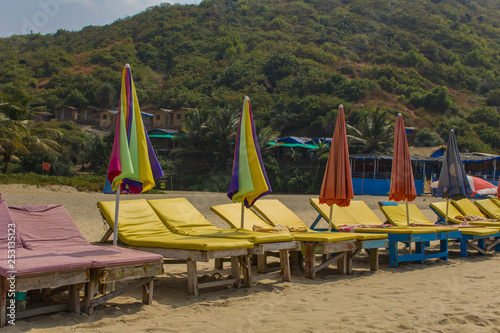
[435,129,473,223]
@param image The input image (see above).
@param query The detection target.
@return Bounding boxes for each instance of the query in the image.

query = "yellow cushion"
[147,198,294,244]
[355,227,437,234]
[210,203,271,229]
[492,198,500,207]
[290,231,358,242]
[459,227,499,236]
[253,199,308,229]
[429,202,464,224]
[474,200,500,220]
[452,198,484,216]
[380,204,459,232]
[97,200,253,251]
[309,198,384,228]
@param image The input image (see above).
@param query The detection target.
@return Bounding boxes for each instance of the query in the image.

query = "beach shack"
[54,106,78,121]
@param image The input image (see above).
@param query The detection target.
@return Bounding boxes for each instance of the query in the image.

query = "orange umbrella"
[389,113,416,226]
[319,104,353,231]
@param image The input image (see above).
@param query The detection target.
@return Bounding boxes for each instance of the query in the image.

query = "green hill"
[1,0,499,152]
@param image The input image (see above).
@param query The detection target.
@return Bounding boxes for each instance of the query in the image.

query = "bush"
[413,128,444,147]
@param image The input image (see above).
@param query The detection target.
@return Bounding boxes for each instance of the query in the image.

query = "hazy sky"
[0,0,201,38]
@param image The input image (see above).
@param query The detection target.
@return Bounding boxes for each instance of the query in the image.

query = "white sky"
[0,0,201,38]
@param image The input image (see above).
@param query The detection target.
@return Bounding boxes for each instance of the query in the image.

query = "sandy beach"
[2,183,500,333]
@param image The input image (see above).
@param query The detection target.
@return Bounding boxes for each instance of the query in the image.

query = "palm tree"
[206,108,239,170]
[0,90,32,120]
[254,119,280,155]
[349,108,393,154]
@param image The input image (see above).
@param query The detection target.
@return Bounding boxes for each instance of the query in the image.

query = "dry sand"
[2,184,500,333]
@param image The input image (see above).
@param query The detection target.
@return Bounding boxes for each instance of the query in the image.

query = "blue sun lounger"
[310,199,461,268]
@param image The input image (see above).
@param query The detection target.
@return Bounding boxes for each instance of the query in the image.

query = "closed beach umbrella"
[319,105,353,231]
[227,96,271,228]
[389,113,416,226]
[107,64,163,245]
[435,129,472,223]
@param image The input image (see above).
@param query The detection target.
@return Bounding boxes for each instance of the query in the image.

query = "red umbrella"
[319,104,353,231]
[389,113,416,226]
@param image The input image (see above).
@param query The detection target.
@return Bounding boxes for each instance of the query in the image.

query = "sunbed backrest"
[148,198,218,234]
[452,198,484,216]
[253,199,306,229]
[9,205,88,250]
[405,204,434,225]
[379,204,407,227]
[98,199,175,242]
[491,198,500,207]
[0,194,22,249]
[474,199,500,220]
[210,204,269,229]
[310,198,383,228]
[429,202,463,224]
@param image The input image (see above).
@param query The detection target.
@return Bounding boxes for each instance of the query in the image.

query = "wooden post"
[304,243,315,279]
[279,250,291,282]
[369,248,379,271]
[68,285,80,315]
[257,254,267,273]
[83,270,99,315]
[142,279,154,305]
[214,258,223,269]
[230,257,240,288]
[242,256,252,288]
[187,260,198,297]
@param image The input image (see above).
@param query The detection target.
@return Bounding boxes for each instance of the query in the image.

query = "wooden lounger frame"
[100,228,251,297]
[83,260,164,315]
[1,268,89,327]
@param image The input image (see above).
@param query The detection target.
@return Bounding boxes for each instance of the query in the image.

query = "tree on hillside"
[348,108,393,154]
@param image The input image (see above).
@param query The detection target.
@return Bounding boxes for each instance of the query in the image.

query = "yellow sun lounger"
[210,202,359,279]
[473,199,500,221]
[147,198,299,283]
[98,199,254,296]
[383,202,500,257]
[251,199,388,273]
[310,198,461,267]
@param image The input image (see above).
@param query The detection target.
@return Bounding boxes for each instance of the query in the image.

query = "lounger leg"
[84,270,99,315]
[142,279,154,305]
[257,254,267,274]
[290,250,303,273]
[415,242,425,264]
[495,238,500,252]
[337,253,348,275]
[1,282,6,328]
[305,243,315,279]
[242,256,252,288]
[478,239,486,255]
[68,285,80,315]
[279,250,291,282]
[230,256,240,288]
[440,239,448,261]
[460,238,468,258]
[187,260,198,297]
[369,248,379,271]
[214,258,223,269]
[389,241,398,268]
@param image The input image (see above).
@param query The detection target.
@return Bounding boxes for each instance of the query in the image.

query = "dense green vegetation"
[1,0,499,192]
[0,0,499,153]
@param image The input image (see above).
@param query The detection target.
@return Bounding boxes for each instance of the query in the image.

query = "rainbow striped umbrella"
[227,96,271,228]
[107,64,163,245]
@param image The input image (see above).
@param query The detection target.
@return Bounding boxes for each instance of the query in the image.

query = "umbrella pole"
[241,201,245,229]
[113,187,120,246]
[328,205,333,232]
[445,197,449,225]
[405,198,409,227]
